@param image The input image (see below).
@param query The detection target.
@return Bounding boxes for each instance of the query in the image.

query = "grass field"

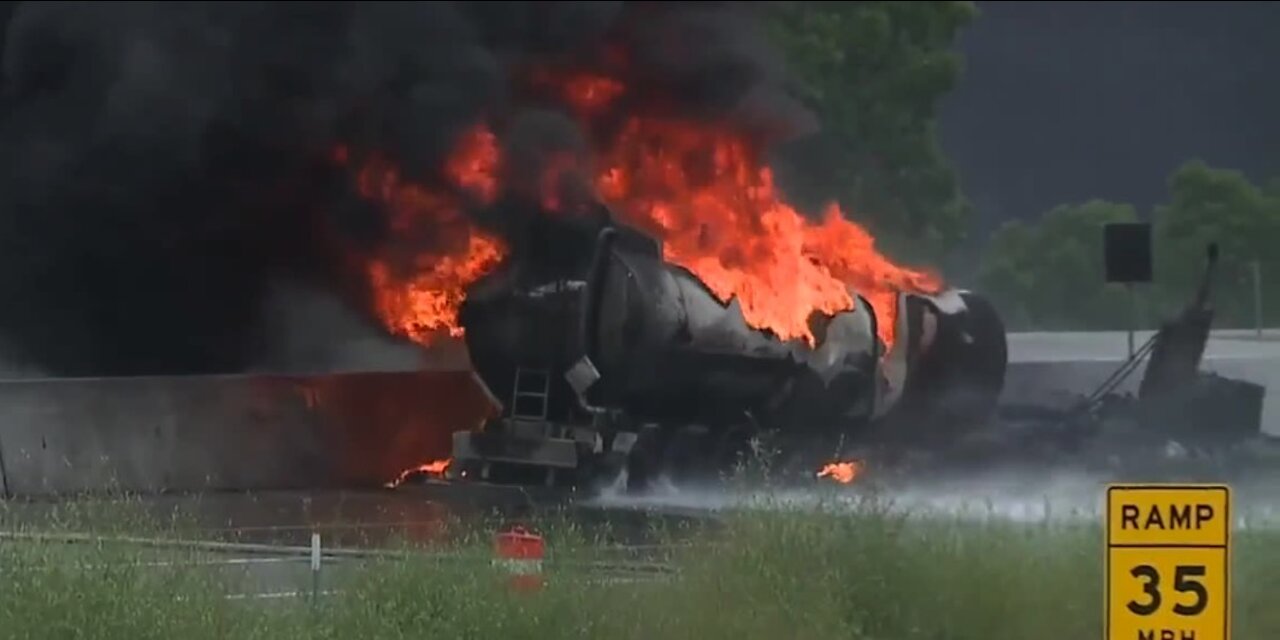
[1,494,1278,640]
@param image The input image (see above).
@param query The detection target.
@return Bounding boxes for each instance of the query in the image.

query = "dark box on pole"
[1103,222,1153,284]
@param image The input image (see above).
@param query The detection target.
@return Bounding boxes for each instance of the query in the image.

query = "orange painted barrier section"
[493,526,545,593]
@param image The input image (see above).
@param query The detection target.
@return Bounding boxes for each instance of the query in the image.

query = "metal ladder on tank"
[509,367,561,486]
[510,367,552,425]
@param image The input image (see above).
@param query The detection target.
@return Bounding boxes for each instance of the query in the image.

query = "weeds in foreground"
[1,494,1279,640]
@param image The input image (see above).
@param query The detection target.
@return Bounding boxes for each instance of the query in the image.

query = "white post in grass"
[310,532,321,605]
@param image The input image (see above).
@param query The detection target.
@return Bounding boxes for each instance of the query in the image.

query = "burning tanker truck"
[447,207,1008,492]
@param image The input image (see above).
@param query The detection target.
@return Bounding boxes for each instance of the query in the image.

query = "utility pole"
[1253,259,1263,338]
[1126,283,1136,358]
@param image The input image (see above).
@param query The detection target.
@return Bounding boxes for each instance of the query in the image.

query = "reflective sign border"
[1104,483,1232,640]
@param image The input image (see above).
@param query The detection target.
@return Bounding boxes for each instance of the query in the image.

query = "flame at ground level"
[386,458,452,488]
[817,460,863,484]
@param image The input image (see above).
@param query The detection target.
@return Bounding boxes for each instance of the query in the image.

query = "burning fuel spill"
[0,1,939,377]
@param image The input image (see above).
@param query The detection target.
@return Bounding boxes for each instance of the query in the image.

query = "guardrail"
[0,529,680,602]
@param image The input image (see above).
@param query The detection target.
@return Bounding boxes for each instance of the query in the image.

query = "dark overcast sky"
[938,1,1280,234]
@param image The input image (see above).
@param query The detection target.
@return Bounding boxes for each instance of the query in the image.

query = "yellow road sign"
[1106,484,1231,640]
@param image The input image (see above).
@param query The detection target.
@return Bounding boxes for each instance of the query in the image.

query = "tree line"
[977,161,1280,331]
[767,2,1279,331]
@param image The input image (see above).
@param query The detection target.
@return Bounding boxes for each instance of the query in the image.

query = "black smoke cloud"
[0,1,813,376]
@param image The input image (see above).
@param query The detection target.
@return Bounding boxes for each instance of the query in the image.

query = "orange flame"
[365,237,503,341]
[596,118,942,347]
[445,126,500,204]
[386,458,452,488]
[339,126,507,342]
[817,460,862,484]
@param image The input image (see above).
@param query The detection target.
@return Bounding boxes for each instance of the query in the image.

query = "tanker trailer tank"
[451,224,1008,490]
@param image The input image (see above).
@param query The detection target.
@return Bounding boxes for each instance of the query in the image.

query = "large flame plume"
[339,68,941,349]
[594,116,942,347]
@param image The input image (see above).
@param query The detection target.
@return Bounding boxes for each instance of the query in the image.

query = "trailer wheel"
[660,425,715,487]
[623,425,665,494]
[711,425,757,481]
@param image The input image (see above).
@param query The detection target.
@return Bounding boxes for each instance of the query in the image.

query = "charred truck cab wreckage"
[449,209,1009,492]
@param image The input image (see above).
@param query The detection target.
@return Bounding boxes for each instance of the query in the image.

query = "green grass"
[2,496,1278,640]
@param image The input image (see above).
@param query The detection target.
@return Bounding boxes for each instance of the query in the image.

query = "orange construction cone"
[493,525,544,593]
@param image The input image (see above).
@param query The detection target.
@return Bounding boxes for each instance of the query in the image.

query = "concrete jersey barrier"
[0,371,500,497]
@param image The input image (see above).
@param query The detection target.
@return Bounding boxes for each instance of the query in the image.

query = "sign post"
[1106,484,1231,640]
[1251,260,1263,338]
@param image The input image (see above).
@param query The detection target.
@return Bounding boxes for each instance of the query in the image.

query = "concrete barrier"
[0,371,500,497]
[1003,331,1280,434]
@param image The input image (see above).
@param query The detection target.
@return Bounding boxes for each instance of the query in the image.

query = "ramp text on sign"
[1106,484,1231,640]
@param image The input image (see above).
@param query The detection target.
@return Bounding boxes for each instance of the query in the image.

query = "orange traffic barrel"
[493,525,544,592]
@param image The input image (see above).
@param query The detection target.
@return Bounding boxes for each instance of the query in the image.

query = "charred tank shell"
[459,265,584,423]
[459,222,663,422]
[461,222,1009,444]
[579,233,881,427]
[872,289,1009,443]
